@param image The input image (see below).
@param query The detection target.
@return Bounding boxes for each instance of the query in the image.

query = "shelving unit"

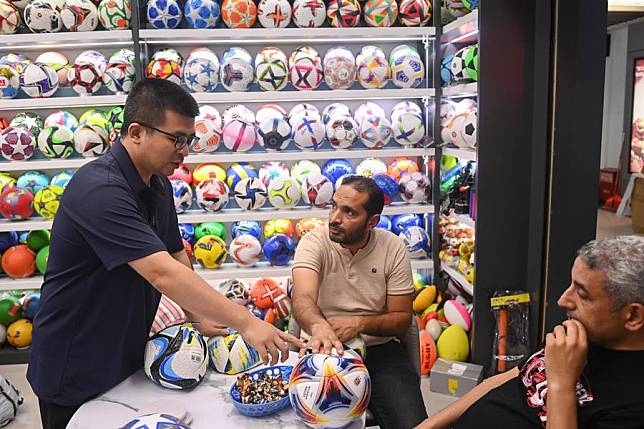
[0,95,127,111]
[442,265,474,296]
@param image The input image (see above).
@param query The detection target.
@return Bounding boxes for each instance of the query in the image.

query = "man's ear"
[367,213,380,230]
[624,303,644,332]
[126,123,145,144]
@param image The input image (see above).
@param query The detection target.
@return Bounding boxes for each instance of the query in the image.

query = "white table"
[67,352,365,429]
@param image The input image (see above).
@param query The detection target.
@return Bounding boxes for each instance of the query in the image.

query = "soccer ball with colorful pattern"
[398,0,431,26]
[220,47,254,92]
[255,47,288,91]
[103,49,136,94]
[356,46,391,89]
[263,218,294,239]
[10,113,43,141]
[259,161,290,187]
[295,217,324,238]
[208,332,261,374]
[263,233,295,266]
[121,413,190,429]
[50,170,73,188]
[171,179,193,213]
[326,115,358,150]
[399,172,431,203]
[291,114,325,150]
[33,185,64,219]
[229,234,263,267]
[326,0,360,27]
[301,174,333,208]
[192,116,221,153]
[144,323,208,390]
[388,158,420,181]
[0,187,34,220]
[400,225,430,258]
[194,234,228,269]
[267,177,301,209]
[257,0,291,28]
[0,127,35,161]
[390,44,425,89]
[0,65,19,99]
[234,177,267,210]
[98,0,131,29]
[360,115,393,149]
[391,105,425,146]
[323,46,356,90]
[37,126,74,159]
[289,46,323,91]
[356,157,387,178]
[73,120,110,157]
[195,178,229,212]
[450,45,478,82]
[218,278,250,305]
[192,162,225,185]
[20,63,59,98]
[258,117,291,151]
[321,158,353,184]
[364,0,397,27]
[0,0,20,34]
[290,159,322,183]
[61,0,99,31]
[184,0,220,28]
[231,220,261,239]
[24,0,62,32]
[146,0,182,29]
[44,110,79,133]
[291,0,325,27]
[221,0,256,28]
[184,48,220,93]
[146,49,183,84]
[289,353,371,429]
[16,171,49,195]
[222,120,257,152]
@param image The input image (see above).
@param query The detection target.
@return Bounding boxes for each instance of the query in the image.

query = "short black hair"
[121,78,200,138]
[339,175,384,218]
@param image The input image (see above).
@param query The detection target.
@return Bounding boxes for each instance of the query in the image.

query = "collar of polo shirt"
[111,140,164,196]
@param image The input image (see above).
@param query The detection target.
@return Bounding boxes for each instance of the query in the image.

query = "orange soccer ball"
[222,0,258,28]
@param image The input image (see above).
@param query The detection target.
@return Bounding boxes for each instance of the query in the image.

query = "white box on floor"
[429,359,484,397]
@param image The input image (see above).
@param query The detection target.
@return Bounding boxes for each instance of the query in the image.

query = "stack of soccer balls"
[0,289,41,351]
[439,98,477,148]
[0,171,70,221]
[442,44,478,85]
[0,229,50,279]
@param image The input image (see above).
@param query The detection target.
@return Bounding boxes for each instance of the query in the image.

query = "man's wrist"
[311,320,331,333]
[547,380,577,393]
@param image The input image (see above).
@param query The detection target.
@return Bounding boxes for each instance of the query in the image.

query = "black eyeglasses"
[136,122,197,151]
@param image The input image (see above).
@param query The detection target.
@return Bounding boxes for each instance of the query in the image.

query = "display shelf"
[0,95,127,111]
[441,83,478,98]
[0,259,434,291]
[140,27,435,45]
[0,158,94,172]
[442,9,479,44]
[0,203,434,232]
[0,346,29,365]
[443,147,477,161]
[192,88,435,104]
[184,147,434,164]
[442,265,474,296]
[0,30,134,51]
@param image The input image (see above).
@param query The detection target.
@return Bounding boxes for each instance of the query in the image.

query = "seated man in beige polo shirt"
[292,175,428,429]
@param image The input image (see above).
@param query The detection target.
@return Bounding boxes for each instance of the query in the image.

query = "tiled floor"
[1,210,638,428]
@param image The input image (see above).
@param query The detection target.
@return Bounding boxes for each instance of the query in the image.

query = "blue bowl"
[230,365,293,417]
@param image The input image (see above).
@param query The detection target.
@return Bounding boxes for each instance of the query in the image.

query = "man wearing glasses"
[27,79,302,429]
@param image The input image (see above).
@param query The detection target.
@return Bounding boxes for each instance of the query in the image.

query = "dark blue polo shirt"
[27,141,183,406]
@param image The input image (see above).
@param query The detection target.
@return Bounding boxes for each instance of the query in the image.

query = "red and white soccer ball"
[288,46,323,91]
[195,178,230,212]
[291,0,325,28]
[301,174,334,208]
[61,0,99,31]
[68,62,102,95]
[398,0,432,27]
[399,172,431,203]
[0,0,21,34]
[363,0,398,27]
[198,105,222,129]
[222,119,257,152]
[257,0,291,28]
[323,46,356,90]
[326,115,358,150]
[229,234,263,267]
[192,117,222,153]
[0,126,35,161]
[326,0,361,28]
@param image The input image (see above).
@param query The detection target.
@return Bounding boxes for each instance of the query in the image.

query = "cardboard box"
[429,359,484,397]
[632,177,644,233]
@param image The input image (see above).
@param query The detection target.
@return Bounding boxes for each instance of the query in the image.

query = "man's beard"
[329,221,369,245]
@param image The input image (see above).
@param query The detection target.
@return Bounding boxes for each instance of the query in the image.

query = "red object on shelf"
[599,168,619,209]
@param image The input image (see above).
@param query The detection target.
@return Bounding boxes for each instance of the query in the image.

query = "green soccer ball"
[195,222,227,241]
[37,126,75,159]
[463,45,478,81]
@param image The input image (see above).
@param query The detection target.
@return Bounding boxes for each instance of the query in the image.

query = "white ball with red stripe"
[291,115,325,151]
[222,119,256,152]
[301,173,334,208]
[229,234,263,267]
[195,178,230,212]
[398,172,431,203]
[192,117,221,153]
[272,292,292,319]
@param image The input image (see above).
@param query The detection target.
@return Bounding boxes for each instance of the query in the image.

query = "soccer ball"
[356,46,390,89]
[249,277,282,309]
[440,53,454,84]
[292,0,325,28]
[192,162,226,185]
[146,0,182,28]
[226,162,258,189]
[195,178,229,212]
[98,0,131,29]
[257,0,291,28]
[398,0,431,26]
[0,127,35,161]
[295,217,324,238]
[20,63,59,98]
[44,110,78,132]
[363,0,397,27]
[194,234,228,268]
[462,45,478,81]
[0,187,34,220]
[291,159,321,183]
[291,115,325,150]
[34,51,68,88]
[221,0,256,28]
[37,126,74,159]
[399,225,430,258]
[356,157,386,178]
[73,123,109,157]
[376,214,392,231]
[289,103,321,123]
[220,47,254,92]
[75,50,108,74]
[103,49,136,94]
[198,104,222,128]
[255,47,288,91]
[184,0,220,28]
[170,179,193,213]
[231,221,261,239]
[323,46,356,90]
[192,117,221,153]
[24,0,62,33]
[267,176,301,208]
[79,107,108,125]
[195,221,226,241]
[399,171,431,203]
[258,117,291,151]
[326,0,361,28]
[152,47,184,65]
[259,161,290,187]
[144,323,208,390]
[0,0,20,34]
[372,173,399,205]
[61,0,99,31]
[0,65,20,99]
[390,45,425,88]
[301,174,333,208]
[222,120,256,152]
[326,115,358,150]
[208,332,261,374]
[445,0,472,18]
[264,218,294,238]
[256,104,287,124]
[16,172,49,196]
[229,234,263,266]
[387,157,419,181]
[218,278,250,304]
[289,353,370,429]
[10,112,44,139]
[321,159,353,184]
[455,109,477,148]
[223,104,255,126]
[450,47,466,80]
[0,53,31,74]
[354,101,386,126]
[262,233,295,266]
[184,48,220,93]
[33,185,64,219]
[391,213,422,235]
[322,103,352,125]
[360,116,393,149]
[50,170,74,188]
[146,58,182,85]
[234,177,267,210]
[68,62,102,95]
[392,111,425,146]
[122,414,190,429]
[289,46,323,91]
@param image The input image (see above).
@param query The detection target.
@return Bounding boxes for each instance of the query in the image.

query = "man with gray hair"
[416,235,644,429]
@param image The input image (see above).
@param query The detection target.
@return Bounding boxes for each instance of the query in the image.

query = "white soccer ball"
[170,179,194,213]
[326,115,358,150]
[184,48,220,93]
[392,111,425,146]
[390,45,425,89]
[291,115,326,150]
[259,161,290,187]
[0,1,20,34]
[289,46,323,91]
[360,116,393,149]
[19,62,59,98]
[192,117,222,153]
[255,103,287,125]
[356,158,387,178]
[399,225,430,258]
[322,103,352,125]
[222,120,256,152]
[67,62,102,95]
[267,176,301,208]
[292,0,325,28]
[220,47,254,92]
[354,102,386,126]
[453,110,477,148]
[399,172,431,203]
[234,177,267,210]
[103,50,136,94]
[257,117,291,151]
[195,178,230,212]
[198,105,222,129]
[229,234,263,267]
[289,103,320,123]
[291,159,322,183]
[24,0,62,33]
[255,47,289,91]
[222,104,255,126]
[73,123,109,157]
[146,0,182,29]
[61,0,98,31]
[257,0,291,28]
[323,46,357,90]
[301,173,334,208]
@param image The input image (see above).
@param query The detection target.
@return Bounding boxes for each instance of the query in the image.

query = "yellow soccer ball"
[34,185,64,219]
[193,235,227,269]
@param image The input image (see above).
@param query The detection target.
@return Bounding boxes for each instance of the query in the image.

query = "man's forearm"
[358,311,411,338]
[293,295,330,333]
[171,250,201,322]
[545,385,578,429]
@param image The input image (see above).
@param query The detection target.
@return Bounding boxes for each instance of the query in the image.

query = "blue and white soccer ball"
[50,171,74,188]
[171,179,194,213]
[391,213,423,235]
[17,171,50,195]
[399,225,430,259]
[184,48,220,93]
[143,323,208,390]
[121,413,191,429]
[257,117,291,151]
[184,0,220,28]
[233,177,268,210]
[146,0,183,29]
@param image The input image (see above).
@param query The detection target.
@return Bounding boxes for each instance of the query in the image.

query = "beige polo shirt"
[292,224,414,346]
